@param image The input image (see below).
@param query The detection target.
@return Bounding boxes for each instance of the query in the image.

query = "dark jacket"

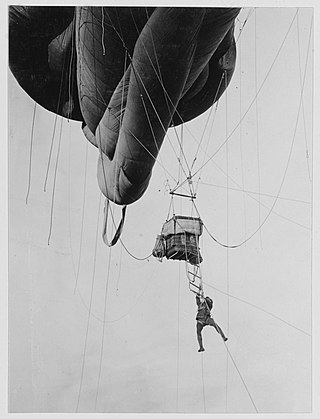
[196,295,211,322]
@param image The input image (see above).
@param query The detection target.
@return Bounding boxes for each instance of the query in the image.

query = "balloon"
[9,6,240,204]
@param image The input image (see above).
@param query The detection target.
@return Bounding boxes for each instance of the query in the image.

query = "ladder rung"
[188,271,201,279]
[189,288,199,295]
[189,282,201,290]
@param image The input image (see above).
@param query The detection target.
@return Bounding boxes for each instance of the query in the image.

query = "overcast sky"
[3,3,320,418]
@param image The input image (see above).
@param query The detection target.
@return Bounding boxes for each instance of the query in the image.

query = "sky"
[3,3,320,418]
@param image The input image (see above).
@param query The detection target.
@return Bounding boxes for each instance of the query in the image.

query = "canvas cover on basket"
[161,216,203,238]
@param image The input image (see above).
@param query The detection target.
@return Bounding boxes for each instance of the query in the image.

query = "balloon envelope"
[9,6,240,204]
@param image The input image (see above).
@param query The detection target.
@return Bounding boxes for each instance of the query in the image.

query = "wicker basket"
[165,233,202,265]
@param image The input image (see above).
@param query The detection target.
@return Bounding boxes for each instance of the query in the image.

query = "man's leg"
[208,318,228,341]
[196,322,205,351]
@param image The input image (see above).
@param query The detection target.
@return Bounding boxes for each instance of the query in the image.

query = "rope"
[191,39,312,250]
[203,280,311,337]
[171,125,191,183]
[129,8,194,176]
[190,72,225,173]
[190,9,299,179]
[44,19,75,192]
[75,267,154,324]
[25,102,37,204]
[169,6,292,197]
[101,7,106,55]
[296,12,312,183]
[113,7,236,192]
[193,99,222,197]
[76,12,104,412]
[76,194,102,412]
[196,180,311,232]
[82,10,127,250]
[175,258,181,412]
[73,141,89,294]
[235,8,255,44]
[200,353,207,412]
[223,342,259,413]
[61,128,84,297]
[177,124,184,187]
[225,69,230,412]
[47,117,63,245]
[67,17,76,121]
[197,181,312,205]
[119,237,153,261]
[239,31,248,248]
[43,115,58,192]
[254,9,262,249]
[94,244,113,410]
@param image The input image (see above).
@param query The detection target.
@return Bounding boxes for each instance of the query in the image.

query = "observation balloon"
[9,6,240,204]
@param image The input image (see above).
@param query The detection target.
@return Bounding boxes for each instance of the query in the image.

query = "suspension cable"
[189,9,300,180]
[191,21,312,249]
[203,280,311,336]
[25,102,37,204]
[223,342,259,413]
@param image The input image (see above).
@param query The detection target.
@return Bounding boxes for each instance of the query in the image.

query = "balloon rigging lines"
[197,177,311,230]
[102,9,186,186]
[70,140,89,295]
[66,139,154,321]
[200,354,207,412]
[25,102,37,204]
[197,181,311,206]
[223,342,259,413]
[94,229,113,411]
[44,22,73,192]
[203,279,311,337]
[175,259,182,412]
[26,11,72,206]
[129,7,192,179]
[43,115,58,192]
[75,15,155,408]
[165,7,253,193]
[75,194,102,413]
[47,117,63,246]
[190,72,225,175]
[235,8,255,44]
[117,8,211,180]
[189,18,312,410]
[90,18,117,411]
[225,70,230,411]
[101,7,106,56]
[78,9,153,261]
[190,9,312,249]
[196,177,311,232]
[75,13,100,412]
[296,12,312,183]
[72,262,155,324]
[238,29,248,254]
[185,8,301,183]
[254,9,262,248]
[45,23,77,246]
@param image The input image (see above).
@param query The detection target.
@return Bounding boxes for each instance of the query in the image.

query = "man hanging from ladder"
[196,292,228,352]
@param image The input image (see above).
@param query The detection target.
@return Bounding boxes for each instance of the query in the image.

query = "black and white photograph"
[3,1,319,416]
